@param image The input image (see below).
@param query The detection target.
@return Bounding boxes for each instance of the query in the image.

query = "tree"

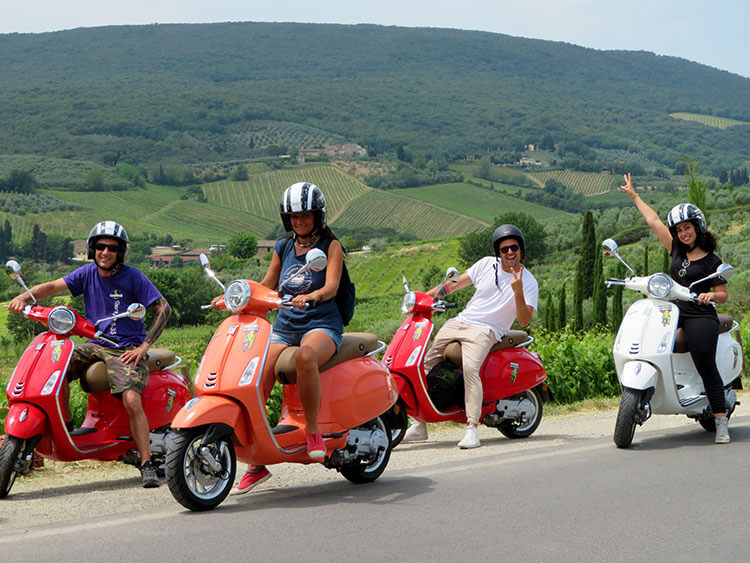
[544,294,555,331]
[84,168,105,191]
[30,224,46,261]
[231,164,248,181]
[642,243,649,276]
[4,169,36,193]
[458,212,547,268]
[591,249,607,327]
[579,211,596,298]
[557,283,566,330]
[227,233,257,259]
[573,262,584,331]
[680,156,707,215]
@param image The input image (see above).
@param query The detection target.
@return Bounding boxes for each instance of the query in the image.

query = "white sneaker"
[458,426,480,449]
[403,421,428,442]
[715,416,730,444]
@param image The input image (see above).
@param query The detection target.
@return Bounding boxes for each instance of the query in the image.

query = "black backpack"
[426,361,465,410]
[282,237,356,326]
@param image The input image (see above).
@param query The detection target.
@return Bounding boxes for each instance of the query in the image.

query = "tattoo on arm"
[145,297,171,345]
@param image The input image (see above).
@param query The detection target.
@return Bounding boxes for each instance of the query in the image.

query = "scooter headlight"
[647,274,673,298]
[224,280,252,311]
[47,306,76,335]
[401,291,416,315]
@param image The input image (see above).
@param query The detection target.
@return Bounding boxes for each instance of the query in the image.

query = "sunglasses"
[499,244,519,254]
[95,243,120,252]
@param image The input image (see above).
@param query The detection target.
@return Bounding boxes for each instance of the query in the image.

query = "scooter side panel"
[140,369,193,429]
[322,357,398,430]
[619,361,658,390]
[4,403,48,439]
[170,395,250,445]
[716,333,743,384]
[480,347,547,400]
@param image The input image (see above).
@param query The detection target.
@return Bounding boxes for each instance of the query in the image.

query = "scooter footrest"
[70,426,97,436]
[272,424,298,435]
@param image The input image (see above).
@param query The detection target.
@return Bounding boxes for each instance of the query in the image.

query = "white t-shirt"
[456,256,539,341]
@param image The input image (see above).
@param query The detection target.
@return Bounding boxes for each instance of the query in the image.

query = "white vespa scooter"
[602,239,743,448]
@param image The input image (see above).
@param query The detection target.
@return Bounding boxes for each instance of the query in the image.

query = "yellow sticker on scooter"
[658,305,672,327]
[510,361,519,383]
[51,343,63,362]
[242,332,256,351]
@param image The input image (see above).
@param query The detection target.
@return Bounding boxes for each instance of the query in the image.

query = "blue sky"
[3,0,749,78]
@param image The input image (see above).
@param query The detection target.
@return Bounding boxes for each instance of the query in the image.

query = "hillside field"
[669,113,750,130]
[529,170,614,196]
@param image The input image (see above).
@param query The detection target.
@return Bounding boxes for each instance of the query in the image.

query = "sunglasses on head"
[95,242,120,252]
[499,244,519,254]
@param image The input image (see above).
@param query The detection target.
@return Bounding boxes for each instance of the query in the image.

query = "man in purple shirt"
[8,221,171,487]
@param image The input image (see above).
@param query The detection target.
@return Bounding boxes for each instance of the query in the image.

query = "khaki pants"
[423,318,497,425]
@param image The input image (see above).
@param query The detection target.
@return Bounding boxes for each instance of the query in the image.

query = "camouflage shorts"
[68,342,149,395]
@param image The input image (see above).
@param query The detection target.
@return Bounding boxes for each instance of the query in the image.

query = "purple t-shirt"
[63,263,162,348]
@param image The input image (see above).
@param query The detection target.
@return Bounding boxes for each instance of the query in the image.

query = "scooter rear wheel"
[340,416,392,484]
[0,435,24,498]
[614,388,640,448]
[165,428,236,511]
[498,387,544,439]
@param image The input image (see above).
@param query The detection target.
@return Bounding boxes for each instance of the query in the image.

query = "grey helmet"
[667,203,706,235]
[492,224,525,259]
[87,221,129,263]
[279,182,327,232]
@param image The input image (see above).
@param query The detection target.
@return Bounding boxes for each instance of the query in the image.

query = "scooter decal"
[413,321,427,341]
[242,323,260,351]
[166,388,176,413]
[510,362,519,383]
[50,340,65,362]
[658,306,672,327]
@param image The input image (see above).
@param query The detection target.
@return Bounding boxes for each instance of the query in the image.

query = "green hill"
[1,22,749,173]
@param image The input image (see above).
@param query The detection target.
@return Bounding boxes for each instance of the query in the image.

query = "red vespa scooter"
[384,269,552,446]
[0,260,191,498]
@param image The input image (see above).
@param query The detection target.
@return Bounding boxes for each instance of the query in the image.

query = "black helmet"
[492,224,525,258]
[667,203,706,236]
[279,182,327,232]
[87,221,129,264]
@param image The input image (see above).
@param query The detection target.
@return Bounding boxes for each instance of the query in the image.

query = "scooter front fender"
[4,403,48,439]
[620,361,658,391]
[170,395,250,445]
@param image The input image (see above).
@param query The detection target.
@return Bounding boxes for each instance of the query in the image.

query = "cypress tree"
[573,259,584,331]
[643,243,649,275]
[592,249,607,327]
[580,211,596,298]
[557,282,566,330]
[545,294,555,332]
[662,246,670,273]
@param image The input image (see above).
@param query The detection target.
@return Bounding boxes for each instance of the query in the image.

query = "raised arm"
[7,278,68,314]
[620,173,673,250]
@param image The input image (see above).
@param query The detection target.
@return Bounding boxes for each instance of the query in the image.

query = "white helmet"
[279,182,327,232]
[87,221,129,263]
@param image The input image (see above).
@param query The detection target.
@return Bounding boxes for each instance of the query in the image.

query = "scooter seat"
[79,348,176,394]
[274,332,380,384]
[673,314,734,353]
[443,330,530,368]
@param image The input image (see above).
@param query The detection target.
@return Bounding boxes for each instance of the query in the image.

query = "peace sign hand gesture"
[510,265,525,295]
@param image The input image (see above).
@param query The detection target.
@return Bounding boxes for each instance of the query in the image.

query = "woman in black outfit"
[620,173,731,444]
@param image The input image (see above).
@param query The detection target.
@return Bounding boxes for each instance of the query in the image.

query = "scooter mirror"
[126,303,146,320]
[601,239,618,256]
[402,276,410,293]
[199,253,226,291]
[445,267,460,283]
[305,248,327,271]
[5,260,21,280]
[716,263,734,281]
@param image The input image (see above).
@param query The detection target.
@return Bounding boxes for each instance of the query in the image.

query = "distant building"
[298,143,367,161]
[257,240,277,257]
[72,239,88,261]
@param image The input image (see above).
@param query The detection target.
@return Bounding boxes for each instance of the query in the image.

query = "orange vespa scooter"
[165,250,401,511]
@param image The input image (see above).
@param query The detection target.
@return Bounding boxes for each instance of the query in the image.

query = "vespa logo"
[510,362,520,384]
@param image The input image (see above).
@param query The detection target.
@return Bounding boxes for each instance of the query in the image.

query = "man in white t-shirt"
[404,224,539,448]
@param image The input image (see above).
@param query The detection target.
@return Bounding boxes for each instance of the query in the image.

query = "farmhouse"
[298,143,367,161]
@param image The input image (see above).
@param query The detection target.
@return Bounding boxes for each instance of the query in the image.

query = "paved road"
[2,410,749,562]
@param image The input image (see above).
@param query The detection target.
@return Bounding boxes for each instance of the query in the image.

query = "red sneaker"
[233,466,271,495]
[306,433,326,459]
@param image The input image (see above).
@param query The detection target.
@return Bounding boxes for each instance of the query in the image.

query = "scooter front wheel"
[165,428,236,511]
[614,388,640,448]
[0,435,24,498]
